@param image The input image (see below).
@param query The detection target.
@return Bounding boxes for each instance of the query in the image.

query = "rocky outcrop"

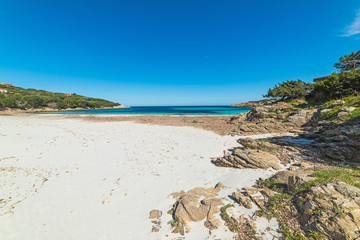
[256,168,360,239]
[212,138,308,170]
[228,112,249,124]
[230,100,274,107]
[232,192,253,209]
[230,101,317,136]
[167,183,226,235]
[295,182,360,240]
[312,123,360,163]
[213,148,282,170]
[231,121,300,136]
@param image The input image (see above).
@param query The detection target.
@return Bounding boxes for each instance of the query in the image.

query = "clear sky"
[0,0,359,106]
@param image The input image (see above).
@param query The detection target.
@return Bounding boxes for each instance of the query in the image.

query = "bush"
[308,69,360,102]
[0,95,18,108]
[23,95,45,108]
[263,80,313,100]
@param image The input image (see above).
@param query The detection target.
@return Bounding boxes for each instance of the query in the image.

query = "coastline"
[0,104,130,115]
[2,97,359,239]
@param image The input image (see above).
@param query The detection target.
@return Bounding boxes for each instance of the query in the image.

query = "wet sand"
[65,114,236,136]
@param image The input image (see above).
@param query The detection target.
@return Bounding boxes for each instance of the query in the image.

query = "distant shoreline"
[0,104,130,115]
[37,106,251,116]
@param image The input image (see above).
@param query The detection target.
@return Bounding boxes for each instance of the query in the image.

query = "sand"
[65,114,236,136]
[0,115,278,240]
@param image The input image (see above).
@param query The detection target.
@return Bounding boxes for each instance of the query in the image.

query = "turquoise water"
[46,106,251,115]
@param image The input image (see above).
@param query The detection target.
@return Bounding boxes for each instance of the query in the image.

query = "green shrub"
[263,80,313,100]
[350,107,360,118]
[308,69,360,103]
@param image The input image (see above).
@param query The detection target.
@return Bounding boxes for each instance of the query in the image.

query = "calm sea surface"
[47,106,251,115]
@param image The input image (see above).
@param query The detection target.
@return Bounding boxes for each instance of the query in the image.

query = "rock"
[229,100,317,136]
[349,209,360,227]
[230,100,271,108]
[243,187,259,196]
[204,218,222,230]
[272,169,313,184]
[303,200,316,212]
[228,112,249,124]
[288,174,316,193]
[337,111,349,118]
[172,223,185,235]
[300,162,312,169]
[318,120,333,126]
[249,195,266,209]
[260,189,276,199]
[340,106,356,112]
[272,171,293,184]
[287,110,315,125]
[151,226,160,232]
[320,109,332,115]
[246,220,257,230]
[332,182,360,199]
[240,187,267,209]
[149,210,162,219]
[213,148,282,170]
[332,100,345,107]
[294,182,360,239]
[215,182,226,190]
[232,192,253,209]
[323,130,343,136]
[168,184,224,234]
[315,142,360,163]
[289,165,298,171]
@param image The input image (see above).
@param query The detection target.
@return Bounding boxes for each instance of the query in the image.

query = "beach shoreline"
[0,114,279,240]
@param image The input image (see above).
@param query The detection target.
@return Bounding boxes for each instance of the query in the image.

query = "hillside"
[211,55,360,239]
[0,83,126,111]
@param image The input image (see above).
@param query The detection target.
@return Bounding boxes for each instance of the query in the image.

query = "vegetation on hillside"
[308,69,360,102]
[263,80,313,100]
[0,84,119,110]
[263,51,360,105]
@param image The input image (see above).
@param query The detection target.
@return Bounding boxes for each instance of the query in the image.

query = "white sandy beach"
[0,115,278,240]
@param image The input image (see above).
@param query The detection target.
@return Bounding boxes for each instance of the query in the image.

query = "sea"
[47,106,251,115]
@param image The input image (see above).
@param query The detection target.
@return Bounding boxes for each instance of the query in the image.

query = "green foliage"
[263,80,313,100]
[343,94,360,106]
[320,107,341,120]
[310,167,360,188]
[256,178,287,192]
[334,52,360,71]
[308,69,360,103]
[350,107,360,118]
[278,222,306,240]
[307,230,326,239]
[0,85,119,110]
[241,141,279,151]
[168,218,179,228]
[220,204,239,232]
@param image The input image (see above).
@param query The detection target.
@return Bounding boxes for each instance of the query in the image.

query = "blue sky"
[0,0,359,106]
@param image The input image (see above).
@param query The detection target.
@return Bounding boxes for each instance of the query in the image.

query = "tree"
[263,80,313,100]
[308,69,360,102]
[334,52,360,71]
